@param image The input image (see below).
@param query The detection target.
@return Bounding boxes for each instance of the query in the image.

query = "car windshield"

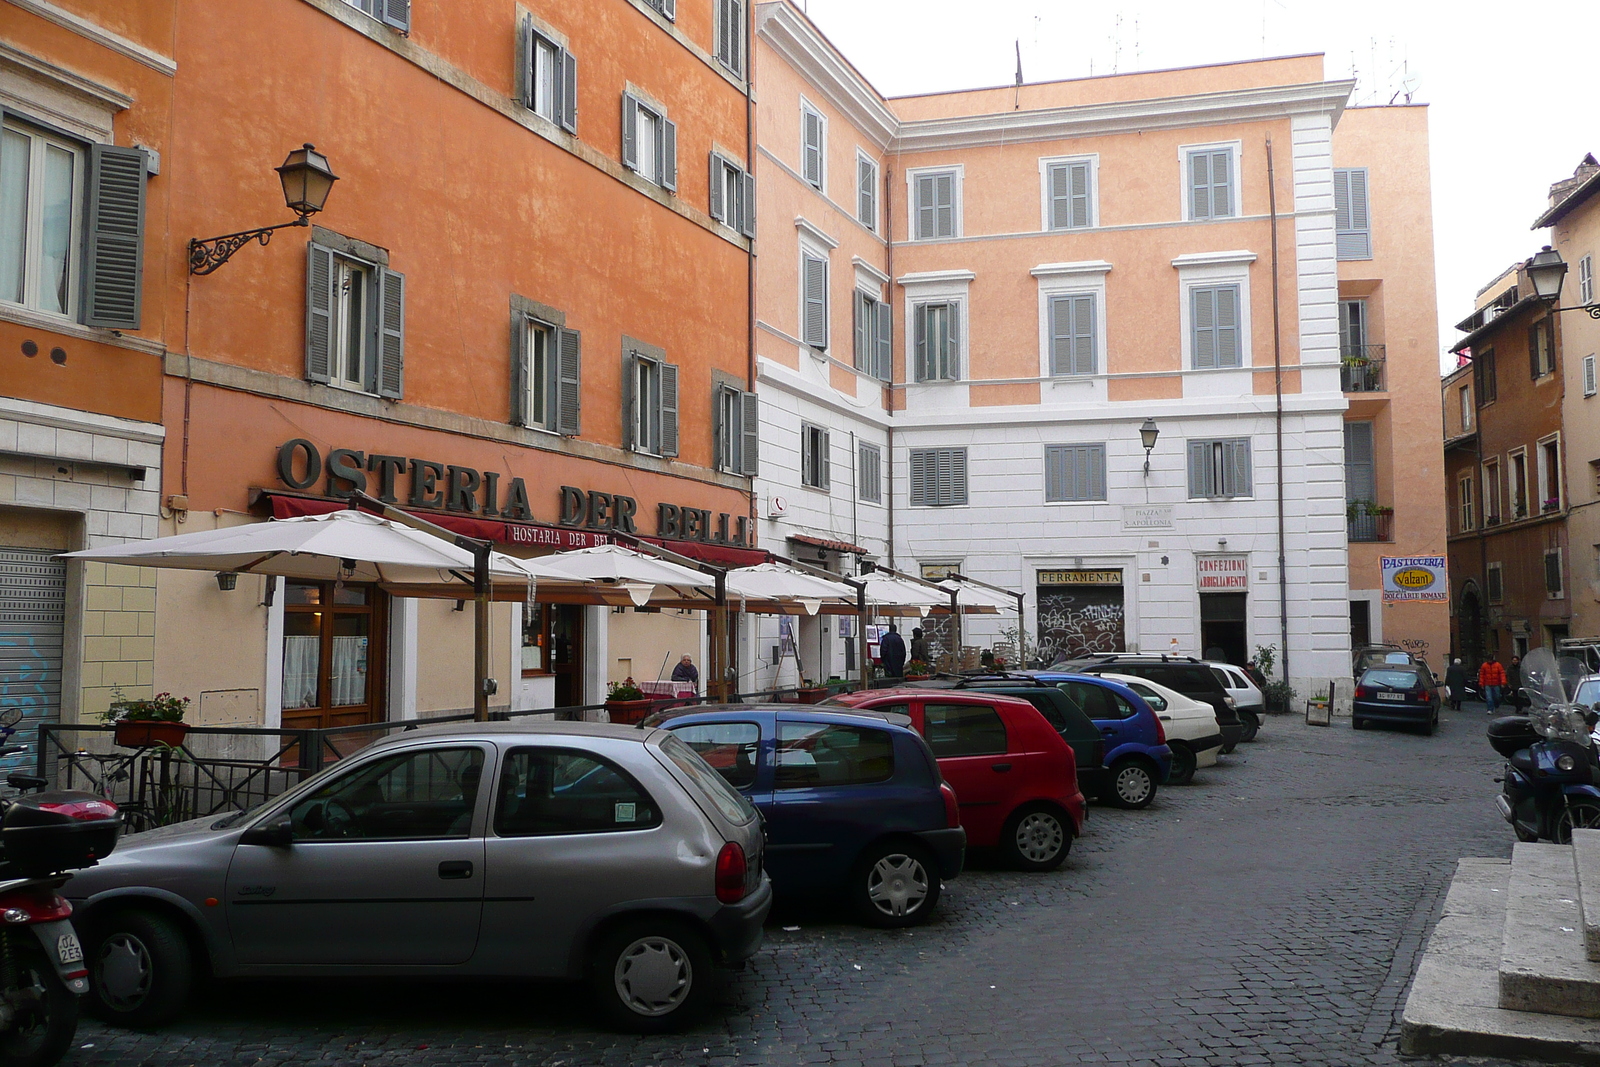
[1575,679,1600,708]
[656,733,758,825]
[1363,668,1422,689]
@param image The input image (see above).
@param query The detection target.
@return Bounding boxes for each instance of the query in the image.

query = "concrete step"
[1499,841,1600,1018]
[1574,828,1600,961]
[1402,857,1600,1064]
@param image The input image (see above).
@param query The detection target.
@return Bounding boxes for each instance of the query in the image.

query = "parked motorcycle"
[1490,647,1600,845]
[0,714,122,1067]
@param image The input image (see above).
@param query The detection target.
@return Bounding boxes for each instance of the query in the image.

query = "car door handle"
[438,861,474,880]
[991,763,1012,773]
[1100,728,1117,736]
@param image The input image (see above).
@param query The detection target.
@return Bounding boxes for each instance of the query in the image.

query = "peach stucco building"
[750,2,1447,697]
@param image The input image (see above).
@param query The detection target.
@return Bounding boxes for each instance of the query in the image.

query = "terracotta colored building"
[4,0,757,731]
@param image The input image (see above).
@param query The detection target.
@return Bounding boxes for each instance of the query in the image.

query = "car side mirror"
[239,818,293,848]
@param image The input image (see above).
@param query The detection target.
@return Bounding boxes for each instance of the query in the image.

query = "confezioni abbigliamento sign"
[1195,555,1249,591]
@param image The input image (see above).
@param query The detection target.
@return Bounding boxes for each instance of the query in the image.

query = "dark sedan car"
[1352,665,1441,733]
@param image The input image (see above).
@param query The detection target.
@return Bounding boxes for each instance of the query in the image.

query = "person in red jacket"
[1479,655,1508,714]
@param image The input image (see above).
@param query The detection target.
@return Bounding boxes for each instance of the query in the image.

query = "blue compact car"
[647,705,965,927]
[1026,673,1173,810]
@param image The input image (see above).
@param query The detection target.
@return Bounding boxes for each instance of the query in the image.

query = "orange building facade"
[3,0,757,729]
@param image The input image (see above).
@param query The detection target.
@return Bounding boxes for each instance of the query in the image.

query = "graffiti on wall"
[1036,589,1125,665]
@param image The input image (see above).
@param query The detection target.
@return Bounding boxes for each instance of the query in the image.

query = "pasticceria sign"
[274,439,750,545]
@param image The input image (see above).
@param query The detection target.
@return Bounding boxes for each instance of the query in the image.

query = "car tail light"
[715,841,747,904]
[939,782,961,828]
[1152,715,1166,746]
[1354,686,1372,700]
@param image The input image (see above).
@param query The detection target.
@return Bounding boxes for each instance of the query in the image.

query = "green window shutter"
[556,328,581,436]
[1188,441,1210,497]
[621,95,639,171]
[376,268,405,399]
[510,312,529,426]
[560,49,578,133]
[875,298,892,380]
[708,153,725,222]
[82,144,146,329]
[661,117,677,192]
[381,0,409,32]
[1529,323,1541,380]
[739,171,757,237]
[659,361,679,457]
[621,351,637,452]
[304,243,335,384]
[803,254,828,349]
[740,390,759,476]
[1215,285,1239,367]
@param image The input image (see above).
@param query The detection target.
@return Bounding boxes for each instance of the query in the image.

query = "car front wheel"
[1166,741,1197,786]
[850,840,940,927]
[1109,758,1158,809]
[1001,804,1071,872]
[86,908,193,1030]
[589,918,712,1033]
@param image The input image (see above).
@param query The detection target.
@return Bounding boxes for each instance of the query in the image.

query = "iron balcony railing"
[1347,510,1394,543]
[1341,345,1387,392]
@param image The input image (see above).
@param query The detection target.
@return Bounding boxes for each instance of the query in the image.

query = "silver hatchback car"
[64,721,771,1033]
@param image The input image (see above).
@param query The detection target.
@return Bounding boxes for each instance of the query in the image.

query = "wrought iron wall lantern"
[188,144,339,275]
[1526,246,1600,319]
[1139,418,1160,474]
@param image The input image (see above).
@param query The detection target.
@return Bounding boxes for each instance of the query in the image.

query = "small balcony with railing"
[1347,500,1394,543]
[1341,345,1387,393]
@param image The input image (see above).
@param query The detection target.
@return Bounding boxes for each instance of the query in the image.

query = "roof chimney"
[1548,153,1600,209]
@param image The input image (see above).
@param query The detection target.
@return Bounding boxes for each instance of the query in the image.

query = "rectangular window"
[1546,551,1564,598]
[1333,168,1371,260]
[1529,317,1555,378]
[1585,354,1597,397]
[1046,160,1092,230]
[715,0,744,77]
[1048,294,1096,376]
[1459,384,1472,430]
[1187,148,1234,220]
[923,703,1007,758]
[512,313,579,435]
[522,25,577,133]
[622,94,676,191]
[854,291,891,380]
[800,423,830,490]
[1187,438,1252,499]
[626,351,678,457]
[1344,421,1376,506]
[1475,347,1498,403]
[801,252,829,350]
[642,0,676,20]
[1511,450,1528,518]
[708,153,755,237]
[343,0,409,31]
[1044,444,1106,502]
[774,721,893,789]
[913,301,960,381]
[1458,475,1474,532]
[1541,438,1561,512]
[857,443,882,503]
[857,153,877,230]
[525,320,551,428]
[801,103,825,190]
[909,448,968,507]
[714,384,758,476]
[1191,285,1241,368]
[1580,253,1594,305]
[914,171,957,239]
[306,243,403,398]
[1484,460,1502,524]
[493,749,661,836]
[1339,299,1366,355]
[1487,562,1503,604]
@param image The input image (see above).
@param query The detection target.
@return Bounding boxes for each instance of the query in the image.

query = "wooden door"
[281,580,387,730]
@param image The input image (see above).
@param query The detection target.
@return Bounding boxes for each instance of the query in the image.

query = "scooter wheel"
[0,940,78,1067]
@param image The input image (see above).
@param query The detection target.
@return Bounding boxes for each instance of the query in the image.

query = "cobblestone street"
[66,708,1527,1067]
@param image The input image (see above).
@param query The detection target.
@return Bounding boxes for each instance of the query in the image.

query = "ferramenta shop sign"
[274,439,751,545]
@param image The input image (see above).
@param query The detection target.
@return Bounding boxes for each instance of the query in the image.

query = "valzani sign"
[274,439,751,545]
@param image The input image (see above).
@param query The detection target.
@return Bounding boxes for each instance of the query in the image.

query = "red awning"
[638,536,770,568]
[788,533,867,555]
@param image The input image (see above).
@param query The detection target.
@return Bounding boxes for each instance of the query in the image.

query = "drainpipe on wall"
[1266,137,1290,686]
[884,161,896,571]
[742,10,756,692]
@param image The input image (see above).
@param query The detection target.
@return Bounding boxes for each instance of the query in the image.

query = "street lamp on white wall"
[1139,418,1160,475]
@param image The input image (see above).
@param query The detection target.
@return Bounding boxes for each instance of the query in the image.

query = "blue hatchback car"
[646,705,965,927]
[1026,673,1173,809]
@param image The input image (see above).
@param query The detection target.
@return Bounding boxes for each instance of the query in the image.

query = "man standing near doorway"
[879,625,907,680]
[1479,654,1507,714]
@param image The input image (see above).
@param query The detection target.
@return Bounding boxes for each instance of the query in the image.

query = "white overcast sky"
[799,0,1600,373]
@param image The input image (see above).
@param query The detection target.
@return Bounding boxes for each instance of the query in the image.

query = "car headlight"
[1557,753,1578,772]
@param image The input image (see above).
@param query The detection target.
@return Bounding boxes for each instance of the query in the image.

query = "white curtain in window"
[331,635,369,707]
[282,636,320,710]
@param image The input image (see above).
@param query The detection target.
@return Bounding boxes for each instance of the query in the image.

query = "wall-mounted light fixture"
[189,144,339,275]
[1139,418,1160,474]
[215,571,238,591]
[1525,246,1600,318]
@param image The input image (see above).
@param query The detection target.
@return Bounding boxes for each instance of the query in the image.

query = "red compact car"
[829,689,1084,871]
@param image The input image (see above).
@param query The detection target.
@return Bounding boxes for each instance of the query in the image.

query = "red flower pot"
[604,699,654,725]
[114,721,189,748]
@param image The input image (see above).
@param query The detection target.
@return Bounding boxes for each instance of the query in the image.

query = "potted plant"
[604,678,652,725]
[104,691,191,748]
[904,659,933,681]
[796,679,830,704]
[1543,497,1561,513]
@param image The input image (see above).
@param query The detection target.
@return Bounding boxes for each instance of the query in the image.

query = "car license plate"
[1377,692,1405,701]
[56,933,82,965]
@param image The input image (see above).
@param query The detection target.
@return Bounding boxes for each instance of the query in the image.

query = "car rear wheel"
[86,909,192,1030]
[1166,742,1197,786]
[1238,710,1261,743]
[850,840,940,928]
[589,918,712,1033]
[1000,804,1071,872]
[1109,758,1157,809]
[1352,716,1367,730]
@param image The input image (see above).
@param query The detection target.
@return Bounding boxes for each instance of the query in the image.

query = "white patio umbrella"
[858,572,947,614]
[532,544,715,606]
[937,579,1016,612]
[725,562,857,612]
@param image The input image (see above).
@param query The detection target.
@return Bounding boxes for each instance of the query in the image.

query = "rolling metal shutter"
[0,548,66,766]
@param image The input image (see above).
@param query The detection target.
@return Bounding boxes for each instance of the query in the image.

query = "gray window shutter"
[801,427,814,485]
[948,449,967,505]
[510,312,529,426]
[853,291,869,370]
[381,0,410,32]
[81,144,146,329]
[740,390,759,476]
[913,304,928,381]
[712,387,727,469]
[875,298,892,381]
[1338,299,1364,352]
[660,0,676,19]
[517,18,534,109]
[1044,445,1064,501]
[1049,164,1070,230]
[739,171,757,237]
[859,157,876,229]
[1049,296,1067,375]
[1188,440,1210,497]
[945,302,960,379]
[909,449,928,505]
[1072,295,1095,374]
[659,361,679,456]
[560,49,578,133]
[1192,287,1215,369]
[1189,151,1211,219]
[1228,439,1252,496]
[803,254,828,348]
[1087,444,1106,500]
[376,268,405,399]
[1215,285,1239,367]
[1210,150,1232,217]
[708,153,726,222]
[1344,422,1375,503]
[1334,168,1370,260]
[622,95,639,171]
[305,243,335,384]
[661,118,677,192]
[556,328,582,435]
[621,351,637,452]
[819,429,831,490]
[935,173,954,236]
[1069,162,1090,228]
[802,109,822,186]
[916,175,935,239]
